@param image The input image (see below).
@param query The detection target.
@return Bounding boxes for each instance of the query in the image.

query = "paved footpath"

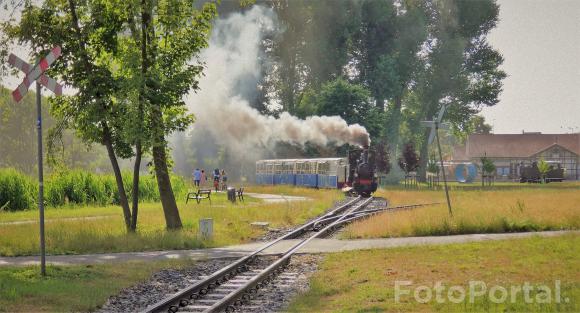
[0,230,576,267]
[244,193,309,203]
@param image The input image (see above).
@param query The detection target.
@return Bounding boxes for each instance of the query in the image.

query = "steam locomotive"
[348,147,378,197]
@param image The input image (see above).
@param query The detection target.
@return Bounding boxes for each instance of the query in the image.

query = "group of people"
[193,168,228,191]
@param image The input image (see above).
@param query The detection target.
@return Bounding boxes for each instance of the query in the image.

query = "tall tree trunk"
[417,100,438,182]
[376,97,385,110]
[68,0,135,230]
[417,127,430,182]
[130,144,142,230]
[387,95,403,155]
[103,126,132,231]
[141,0,182,229]
[128,0,149,231]
[152,141,182,229]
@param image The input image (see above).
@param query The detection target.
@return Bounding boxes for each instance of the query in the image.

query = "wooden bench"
[186,189,212,204]
[236,187,244,202]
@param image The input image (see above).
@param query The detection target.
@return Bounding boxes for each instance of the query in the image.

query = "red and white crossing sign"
[5,45,63,277]
[8,46,62,102]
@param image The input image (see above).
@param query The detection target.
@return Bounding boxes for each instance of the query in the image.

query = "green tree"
[266,0,359,115]
[267,0,309,113]
[469,115,492,135]
[480,156,496,175]
[353,0,428,150]
[301,78,384,140]
[415,0,505,180]
[537,158,551,183]
[300,0,356,86]
[453,115,493,142]
[1,0,141,231]
[131,0,216,229]
[1,0,216,230]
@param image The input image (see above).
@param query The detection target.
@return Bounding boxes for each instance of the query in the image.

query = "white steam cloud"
[186,6,370,153]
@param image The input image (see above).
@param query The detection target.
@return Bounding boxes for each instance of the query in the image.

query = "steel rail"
[333,202,442,227]
[140,196,362,313]
[335,202,441,227]
[203,197,375,313]
[312,202,440,229]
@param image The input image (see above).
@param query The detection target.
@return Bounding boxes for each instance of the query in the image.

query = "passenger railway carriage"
[255,158,349,189]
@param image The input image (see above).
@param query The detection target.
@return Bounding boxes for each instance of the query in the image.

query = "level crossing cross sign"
[6,46,62,277]
[8,46,63,102]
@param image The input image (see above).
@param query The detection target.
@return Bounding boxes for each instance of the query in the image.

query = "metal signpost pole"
[7,46,62,276]
[434,122,452,216]
[422,104,452,217]
[36,81,46,276]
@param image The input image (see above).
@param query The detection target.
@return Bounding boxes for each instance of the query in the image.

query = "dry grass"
[0,186,343,256]
[343,188,580,238]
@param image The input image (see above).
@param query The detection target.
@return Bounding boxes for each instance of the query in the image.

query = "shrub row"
[0,168,37,212]
[0,168,188,211]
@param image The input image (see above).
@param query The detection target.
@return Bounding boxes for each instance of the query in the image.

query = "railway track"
[141,197,436,313]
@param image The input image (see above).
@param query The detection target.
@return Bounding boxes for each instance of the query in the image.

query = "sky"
[481,0,580,134]
[1,0,579,134]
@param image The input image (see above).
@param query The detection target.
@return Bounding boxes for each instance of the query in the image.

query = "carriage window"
[318,162,329,175]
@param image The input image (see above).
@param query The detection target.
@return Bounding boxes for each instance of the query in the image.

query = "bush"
[118,173,189,204]
[1,168,190,209]
[46,170,113,207]
[116,172,159,205]
[0,168,36,211]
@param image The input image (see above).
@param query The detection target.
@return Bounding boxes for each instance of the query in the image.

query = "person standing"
[221,169,227,190]
[193,168,201,187]
[200,169,206,187]
[213,168,220,192]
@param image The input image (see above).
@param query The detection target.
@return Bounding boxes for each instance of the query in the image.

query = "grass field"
[0,185,343,256]
[407,181,580,189]
[343,187,580,238]
[288,234,580,313]
[0,259,196,312]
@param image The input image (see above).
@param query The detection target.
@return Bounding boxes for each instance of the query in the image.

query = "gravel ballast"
[98,258,235,312]
[98,255,321,313]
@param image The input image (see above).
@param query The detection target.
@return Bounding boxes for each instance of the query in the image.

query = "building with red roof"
[452,132,579,180]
